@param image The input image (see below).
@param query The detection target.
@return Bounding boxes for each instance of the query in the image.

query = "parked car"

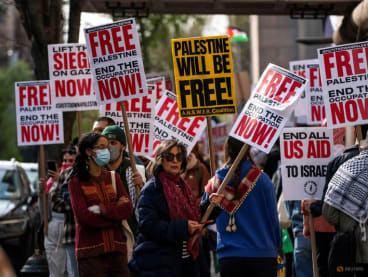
[19,162,39,192]
[0,159,39,271]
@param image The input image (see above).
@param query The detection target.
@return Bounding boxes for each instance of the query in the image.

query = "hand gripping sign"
[229,63,307,153]
[147,90,207,160]
[84,18,148,104]
[99,84,156,156]
[48,43,98,111]
[280,127,335,200]
[172,35,237,117]
[318,41,368,128]
[15,81,64,146]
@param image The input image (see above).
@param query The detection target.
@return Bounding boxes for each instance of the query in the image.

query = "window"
[0,169,21,200]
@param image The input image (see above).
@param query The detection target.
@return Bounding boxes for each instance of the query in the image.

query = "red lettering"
[122,24,134,50]
[88,32,99,58]
[131,133,144,153]
[141,96,151,113]
[98,29,113,56]
[177,118,190,132]
[330,102,346,124]
[263,72,282,98]
[273,76,292,102]
[352,48,365,74]
[157,97,174,117]
[323,52,335,79]
[345,100,358,122]
[311,106,326,122]
[357,98,368,120]
[282,81,301,104]
[335,50,352,77]
[19,87,27,107]
[283,141,303,159]
[187,117,204,136]
[111,26,124,52]
[233,114,251,137]
[250,122,275,146]
[53,53,63,70]
[256,69,274,94]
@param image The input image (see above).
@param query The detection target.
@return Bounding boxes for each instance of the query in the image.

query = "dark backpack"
[328,227,356,277]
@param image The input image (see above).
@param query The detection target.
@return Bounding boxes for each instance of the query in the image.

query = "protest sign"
[99,84,156,155]
[149,90,207,159]
[147,76,165,102]
[318,41,368,128]
[48,43,98,111]
[289,60,308,117]
[305,60,325,124]
[15,81,64,146]
[280,127,335,200]
[212,122,229,153]
[172,35,236,117]
[229,63,307,153]
[84,18,148,104]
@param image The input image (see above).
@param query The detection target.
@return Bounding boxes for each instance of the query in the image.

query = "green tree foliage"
[136,15,207,73]
[0,61,33,160]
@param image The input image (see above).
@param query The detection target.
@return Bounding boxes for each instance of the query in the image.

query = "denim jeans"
[294,233,313,277]
[65,243,79,277]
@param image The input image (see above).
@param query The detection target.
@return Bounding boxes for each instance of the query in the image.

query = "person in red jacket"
[68,132,133,277]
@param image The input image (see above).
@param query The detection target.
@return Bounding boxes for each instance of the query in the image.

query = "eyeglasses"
[162,152,183,162]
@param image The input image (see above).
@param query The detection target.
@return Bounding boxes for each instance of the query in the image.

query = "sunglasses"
[162,152,184,162]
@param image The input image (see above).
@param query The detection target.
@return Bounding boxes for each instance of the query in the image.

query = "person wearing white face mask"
[102,125,145,236]
[68,132,133,277]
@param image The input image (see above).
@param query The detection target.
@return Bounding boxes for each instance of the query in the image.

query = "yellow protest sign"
[172,35,237,117]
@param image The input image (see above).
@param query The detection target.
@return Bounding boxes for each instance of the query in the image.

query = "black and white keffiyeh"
[325,149,368,223]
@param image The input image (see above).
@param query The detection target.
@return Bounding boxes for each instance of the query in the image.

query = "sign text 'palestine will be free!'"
[172,36,237,117]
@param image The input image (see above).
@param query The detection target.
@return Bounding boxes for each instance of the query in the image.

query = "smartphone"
[47,160,57,172]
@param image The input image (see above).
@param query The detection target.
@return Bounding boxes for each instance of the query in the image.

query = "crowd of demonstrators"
[129,140,203,277]
[34,113,368,277]
[68,132,133,277]
[201,137,281,277]
[38,145,77,277]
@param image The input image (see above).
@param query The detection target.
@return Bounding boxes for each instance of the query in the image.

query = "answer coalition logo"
[304,181,317,196]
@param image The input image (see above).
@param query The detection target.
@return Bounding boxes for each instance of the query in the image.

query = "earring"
[85,160,89,171]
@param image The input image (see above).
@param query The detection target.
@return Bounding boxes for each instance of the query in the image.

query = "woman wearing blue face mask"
[68,132,133,277]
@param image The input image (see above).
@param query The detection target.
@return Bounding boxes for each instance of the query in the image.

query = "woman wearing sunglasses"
[129,139,203,277]
[68,132,133,277]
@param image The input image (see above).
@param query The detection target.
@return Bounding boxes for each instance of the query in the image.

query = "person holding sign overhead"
[201,136,281,277]
[129,139,203,277]
[68,132,133,277]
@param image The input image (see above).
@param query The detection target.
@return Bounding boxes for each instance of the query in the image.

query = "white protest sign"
[230,63,307,153]
[318,41,368,128]
[147,76,166,102]
[149,90,207,160]
[305,60,325,124]
[15,81,64,146]
[48,43,98,111]
[99,84,156,155]
[289,60,309,117]
[281,127,335,200]
[84,18,148,104]
[212,122,229,153]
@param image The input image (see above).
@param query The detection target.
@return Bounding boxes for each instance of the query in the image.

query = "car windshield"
[25,170,39,191]
[0,169,21,200]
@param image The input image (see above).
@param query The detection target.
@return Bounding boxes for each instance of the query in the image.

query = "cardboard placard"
[289,60,308,117]
[48,43,98,111]
[99,84,156,155]
[318,41,368,128]
[281,127,335,200]
[84,18,148,104]
[230,63,307,153]
[305,60,325,124]
[147,76,166,102]
[148,90,207,160]
[15,81,64,146]
[172,35,237,117]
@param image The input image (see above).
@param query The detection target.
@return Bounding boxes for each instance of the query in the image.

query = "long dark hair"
[151,139,187,178]
[72,132,102,182]
[223,136,252,189]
